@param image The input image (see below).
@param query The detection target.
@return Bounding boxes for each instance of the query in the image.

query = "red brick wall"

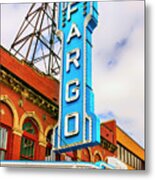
[101,120,117,145]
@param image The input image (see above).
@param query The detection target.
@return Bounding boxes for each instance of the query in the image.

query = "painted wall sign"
[53,2,100,152]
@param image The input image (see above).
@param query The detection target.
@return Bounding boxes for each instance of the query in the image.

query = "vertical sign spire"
[53,2,100,152]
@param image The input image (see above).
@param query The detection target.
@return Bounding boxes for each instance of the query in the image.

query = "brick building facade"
[0,46,59,160]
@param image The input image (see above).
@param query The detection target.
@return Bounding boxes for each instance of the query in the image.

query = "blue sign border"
[53,2,100,153]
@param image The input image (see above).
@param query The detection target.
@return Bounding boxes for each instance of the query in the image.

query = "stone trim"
[0,67,58,119]
[101,137,117,153]
[0,94,20,130]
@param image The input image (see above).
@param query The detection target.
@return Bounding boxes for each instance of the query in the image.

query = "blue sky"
[1,1,144,147]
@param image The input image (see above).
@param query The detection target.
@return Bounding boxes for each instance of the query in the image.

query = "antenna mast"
[10,3,61,78]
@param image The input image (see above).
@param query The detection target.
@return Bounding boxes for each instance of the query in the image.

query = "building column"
[77,150,82,162]
[38,142,46,160]
[11,128,22,160]
[60,153,65,161]
[37,133,47,160]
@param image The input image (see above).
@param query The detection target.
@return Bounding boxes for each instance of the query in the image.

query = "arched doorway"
[20,118,38,160]
[45,129,56,161]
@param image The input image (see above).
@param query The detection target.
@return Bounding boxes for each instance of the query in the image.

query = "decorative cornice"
[0,67,59,119]
[101,137,117,153]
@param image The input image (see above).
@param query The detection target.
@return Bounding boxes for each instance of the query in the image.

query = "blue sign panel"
[53,2,100,152]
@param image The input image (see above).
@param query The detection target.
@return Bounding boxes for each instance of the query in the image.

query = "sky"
[1,1,145,147]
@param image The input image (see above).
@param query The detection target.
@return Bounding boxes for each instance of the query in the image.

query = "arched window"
[20,119,38,160]
[94,153,102,162]
[81,148,91,162]
[0,102,13,160]
[45,129,56,161]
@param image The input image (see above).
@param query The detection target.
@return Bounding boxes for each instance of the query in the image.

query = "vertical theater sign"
[53,2,100,152]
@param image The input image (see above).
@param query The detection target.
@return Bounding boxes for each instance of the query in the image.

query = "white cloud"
[93,1,144,147]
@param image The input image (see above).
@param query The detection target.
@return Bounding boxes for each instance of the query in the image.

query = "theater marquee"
[53,2,100,152]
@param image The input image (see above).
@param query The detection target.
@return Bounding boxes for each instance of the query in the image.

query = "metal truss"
[10,3,61,78]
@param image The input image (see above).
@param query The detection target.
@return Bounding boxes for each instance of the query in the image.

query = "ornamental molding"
[101,137,117,153]
[0,67,58,119]
[93,150,104,162]
[0,94,20,130]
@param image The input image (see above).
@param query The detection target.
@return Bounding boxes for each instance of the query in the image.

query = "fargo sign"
[53,2,100,152]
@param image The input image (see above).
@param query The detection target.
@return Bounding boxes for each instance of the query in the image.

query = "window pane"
[137,159,140,169]
[134,156,137,169]
[139,160,142,169]
[132,154,135,168]
[0,126,8,149]
[117,144,120,159]
[128,152,131,166]
[20,137,34,160]
[131,154,133,167]
[0,150,5,160]
[119,145,122,160]
[124,149,127,163]
[23,122,35,134]
[121,147,125,162]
